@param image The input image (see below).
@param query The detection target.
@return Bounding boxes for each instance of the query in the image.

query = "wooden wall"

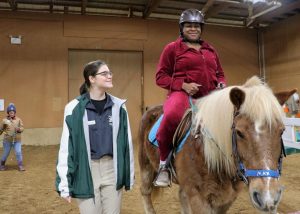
[0,11,259,145]
[264,13,300,92]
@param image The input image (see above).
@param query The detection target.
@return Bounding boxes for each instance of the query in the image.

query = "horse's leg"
[178,187,191,214]
[215,203,233,214]
[140,162,156,214]
[186,192,216,214]
[138,106,163,214]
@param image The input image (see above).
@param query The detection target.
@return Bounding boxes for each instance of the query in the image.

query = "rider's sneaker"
[153,165,171,187]
[18,161,25,172]
[0,165,6,171]
[0,161,6,171]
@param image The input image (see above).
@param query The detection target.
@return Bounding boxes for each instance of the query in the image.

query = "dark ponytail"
[79,60,107,95]
[79,83,88,95]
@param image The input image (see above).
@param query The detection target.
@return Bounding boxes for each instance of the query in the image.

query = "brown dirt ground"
[0,145,299,214]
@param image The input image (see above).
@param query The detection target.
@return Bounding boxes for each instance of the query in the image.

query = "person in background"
[154,8,226,187]
[285,92,300,117]
[0,103,25,171]
[56,60,134,214]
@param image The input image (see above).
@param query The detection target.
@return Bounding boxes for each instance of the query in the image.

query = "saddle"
[148,108,192,153]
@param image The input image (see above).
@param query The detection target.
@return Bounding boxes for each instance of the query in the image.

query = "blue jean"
[1,141,23,162]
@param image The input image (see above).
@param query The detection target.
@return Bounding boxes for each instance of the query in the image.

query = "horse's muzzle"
[249,180,284,213]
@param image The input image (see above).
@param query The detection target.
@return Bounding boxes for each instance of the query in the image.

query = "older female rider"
[154,9,226,187]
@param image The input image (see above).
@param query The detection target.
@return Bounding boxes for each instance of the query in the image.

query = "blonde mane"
[192,76,284,176]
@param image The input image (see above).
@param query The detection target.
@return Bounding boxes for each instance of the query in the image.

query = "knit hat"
[7,103,16,113]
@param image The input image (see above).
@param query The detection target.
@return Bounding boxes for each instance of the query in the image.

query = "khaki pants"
[76,156,122,214]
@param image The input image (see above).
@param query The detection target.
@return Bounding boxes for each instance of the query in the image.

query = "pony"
[138,76,296,214]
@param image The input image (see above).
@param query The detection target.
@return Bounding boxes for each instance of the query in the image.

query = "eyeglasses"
[95,71,113,77]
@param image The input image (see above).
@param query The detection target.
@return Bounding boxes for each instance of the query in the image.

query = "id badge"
[88,120,96,125]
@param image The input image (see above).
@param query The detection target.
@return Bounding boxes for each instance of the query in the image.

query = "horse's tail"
[138,105,163,170]
[138,105,164,213]
[138,109,150,170]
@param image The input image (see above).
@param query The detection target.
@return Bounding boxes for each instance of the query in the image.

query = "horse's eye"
[236,130,245,139]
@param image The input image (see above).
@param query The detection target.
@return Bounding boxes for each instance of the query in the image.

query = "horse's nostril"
[253,191,263,208]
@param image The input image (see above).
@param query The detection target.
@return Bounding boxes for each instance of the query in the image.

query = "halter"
[231,108,286,185]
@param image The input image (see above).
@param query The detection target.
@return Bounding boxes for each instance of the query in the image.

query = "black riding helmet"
[179,9,205,38]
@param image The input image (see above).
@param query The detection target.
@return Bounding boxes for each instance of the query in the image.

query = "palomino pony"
[138,76,295,214]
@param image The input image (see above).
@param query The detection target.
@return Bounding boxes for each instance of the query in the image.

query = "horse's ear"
[274,89,297,105]
[230,87,246,110]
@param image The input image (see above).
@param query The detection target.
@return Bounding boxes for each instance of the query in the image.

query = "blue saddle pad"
[148,115,163,147]
[148,114,190,153]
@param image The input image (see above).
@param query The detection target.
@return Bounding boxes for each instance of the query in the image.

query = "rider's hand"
[182,82,202,96]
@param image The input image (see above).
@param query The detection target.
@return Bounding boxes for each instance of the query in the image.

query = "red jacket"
[156,38,226,98]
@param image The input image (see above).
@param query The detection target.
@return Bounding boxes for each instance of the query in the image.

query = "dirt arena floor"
[0,145,299,214]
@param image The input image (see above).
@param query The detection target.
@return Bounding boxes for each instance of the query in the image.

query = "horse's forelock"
[193,78,284,177]
[243,76,264,88]
[240,85,284,129]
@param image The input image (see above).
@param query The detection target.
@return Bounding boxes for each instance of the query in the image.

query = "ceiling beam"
[8,0,17,11]
[143,0,163,19]
[81,0,87,15]
[250,0,300,27]
[202,0,216,15]
[204,2,232,19]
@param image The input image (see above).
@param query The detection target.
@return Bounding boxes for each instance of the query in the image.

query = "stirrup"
[153,165,172,187]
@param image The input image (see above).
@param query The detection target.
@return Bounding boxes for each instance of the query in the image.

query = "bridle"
[231,108,286,185]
